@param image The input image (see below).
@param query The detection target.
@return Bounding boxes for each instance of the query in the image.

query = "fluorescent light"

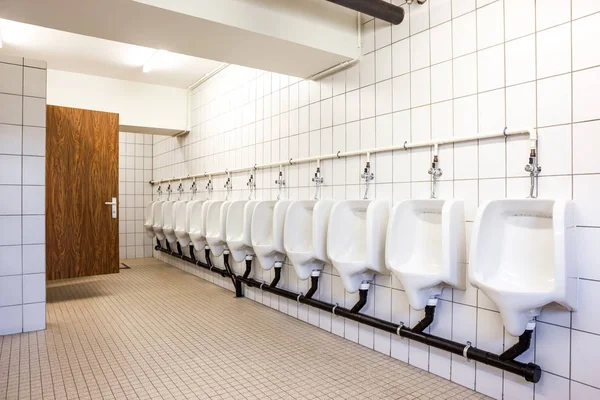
[0,30,3,48]
[142,49,167,73]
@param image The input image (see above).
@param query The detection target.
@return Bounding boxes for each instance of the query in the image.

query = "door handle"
[105,197,117,218]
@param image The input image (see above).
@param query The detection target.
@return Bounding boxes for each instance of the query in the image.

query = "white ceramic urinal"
[174,200,197,247]
[251,200,293,270]
[469,199,577,336]
[152,200,167,240]
[144,201,157,238]
[385,199,466,310]
[163,201,178,244]
[284,200,336,280]
[205,201,231,257]
[226,200,259,262]
[189,200,213,251]
[327,200,390,293]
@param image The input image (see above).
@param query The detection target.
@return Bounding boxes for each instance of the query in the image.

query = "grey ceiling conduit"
[326,0,405,25]
[155,241,541,383]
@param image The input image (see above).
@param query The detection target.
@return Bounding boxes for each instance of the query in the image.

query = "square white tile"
[23,96,46,127]
[0,305,22,335]
[0,93,23,125]
[0,245,21,276]
[23,273,45,304]
[23,67,47,98]
[23,301,46,332]
[0,275,22,306]
[0,63,23,95]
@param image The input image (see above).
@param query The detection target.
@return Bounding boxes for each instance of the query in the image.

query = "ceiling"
[0,18,223,88]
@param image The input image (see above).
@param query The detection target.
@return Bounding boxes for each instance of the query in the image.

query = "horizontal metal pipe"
[159,250,541,383]
[150,127,535,184]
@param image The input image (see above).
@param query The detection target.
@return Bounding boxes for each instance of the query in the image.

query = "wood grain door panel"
[46,106,119,280]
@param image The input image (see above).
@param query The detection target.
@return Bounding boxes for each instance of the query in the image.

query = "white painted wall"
[47,69,188,131]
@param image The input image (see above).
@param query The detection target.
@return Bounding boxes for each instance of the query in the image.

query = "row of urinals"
[144,197,577,336]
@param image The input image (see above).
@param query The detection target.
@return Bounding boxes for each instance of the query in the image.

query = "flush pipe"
[205,175,213,200]
[224,170,233,200]
[361,153,374,200]
[428,144,443,199]
[156,248,542,383]
[312,159,324,200]
[190,177,197,200]
[247,168,256,200]
[275,165,286,200]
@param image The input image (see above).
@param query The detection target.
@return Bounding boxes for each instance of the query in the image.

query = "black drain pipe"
[176,242,183,257]
[411,299,437,333]
[189,245,196,261]
[499,325,534,361]
[326,0,405,25]
[270,263,282,287]
[349,283,369,313]
[243,257,252,279]
[155,245,229,277]
[304,271,320,299]
[157,248,541,383]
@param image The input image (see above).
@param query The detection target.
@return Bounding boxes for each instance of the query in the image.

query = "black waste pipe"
[412,304,436,333]
[155,246,228,277]
[189,245,196,261]
[159,249,541,383]
[176,242,183,257]
[166,241,172,253]
[243,258,252,279]
[236,274,540,383]
[270,265,282,287]
[156,238,162,249]
[205,248,212,267]
[349,286,368,313]
[326,0,405,25]
[304,273,320,299]
[499,328,534,361]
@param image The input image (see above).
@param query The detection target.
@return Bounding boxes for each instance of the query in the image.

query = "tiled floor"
[0,259,488,400]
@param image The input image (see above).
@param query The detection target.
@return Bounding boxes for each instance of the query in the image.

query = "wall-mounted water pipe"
[150,127,538,188]
[190,177,197,200]
[525,149,542,198]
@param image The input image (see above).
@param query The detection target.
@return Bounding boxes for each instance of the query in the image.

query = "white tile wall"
[118,132,154,259]
[0,54,47,336]
[152,2,600,398]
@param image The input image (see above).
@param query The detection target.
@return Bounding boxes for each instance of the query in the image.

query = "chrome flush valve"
[205,178,213,199]
[312,167,324,200]
[224,176,232,200]
[275,170,285,200]
[525,149,542,198]
[428,155,443,199]
[247,174,256,199]
[361,161,374,200]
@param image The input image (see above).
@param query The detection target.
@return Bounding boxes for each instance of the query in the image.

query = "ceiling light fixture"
[142,49,167,73]
[0,30,3,48]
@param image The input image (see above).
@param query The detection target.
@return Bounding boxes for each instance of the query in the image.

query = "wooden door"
[46,106,119,280]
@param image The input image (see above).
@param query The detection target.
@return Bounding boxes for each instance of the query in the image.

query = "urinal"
[469,199,577,336]
[226,200,259,262]
[283,199,336,280]
[205,201,232,257]
[327,200,390,293]
[385,199,466,310]
[152,200,167,240]
[162,201,178,244]
[175,200,198,247]
[189,200,213,251]
[251,200,293,270]
[144,201,157,238]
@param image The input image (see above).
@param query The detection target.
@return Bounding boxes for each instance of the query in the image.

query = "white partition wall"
[0,54,47,335]
[152,2,600,398]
